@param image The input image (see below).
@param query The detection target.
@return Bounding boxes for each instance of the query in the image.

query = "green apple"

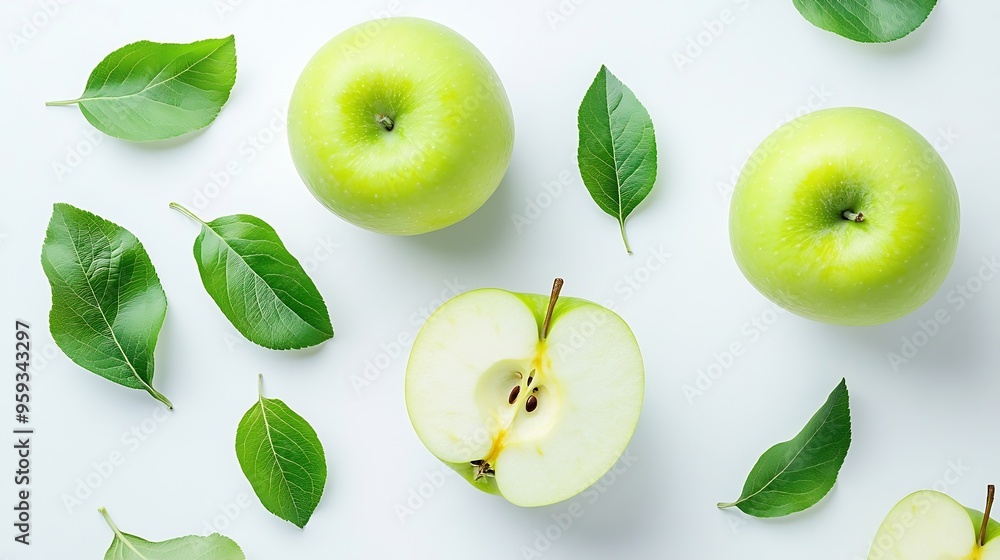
[405,279,644,507]
[729,107,960,325]
[868,486,1000,559]
[288,17,514,235]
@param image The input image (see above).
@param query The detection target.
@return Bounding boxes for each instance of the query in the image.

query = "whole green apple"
[868,486,1000,559]
[405,279,644,507]
[288,17,514,235]
[729,107,960,325]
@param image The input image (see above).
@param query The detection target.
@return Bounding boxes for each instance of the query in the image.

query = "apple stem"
[842,210,865,223]
[541,278,564,340]
[981,484,995,547]
[376,114,394,131]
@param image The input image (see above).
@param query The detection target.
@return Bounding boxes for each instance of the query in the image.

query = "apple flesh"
[869,487,1000,559]
[730,107,960,325]
[288,17,514,235]
[405,280,644,507]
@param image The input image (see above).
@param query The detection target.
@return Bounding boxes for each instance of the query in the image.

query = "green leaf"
[577,65,657,255]
[170,203,333,350]
[47,36,237,141]
[41,203,171,408]
[718,378,851,518]
[792,0,937,43]
[967,505,1000,544]
[236,375,327,528]
[100,508,245,560]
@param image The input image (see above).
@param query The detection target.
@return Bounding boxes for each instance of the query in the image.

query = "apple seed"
[526,394,538,413]
[508,385,520,404]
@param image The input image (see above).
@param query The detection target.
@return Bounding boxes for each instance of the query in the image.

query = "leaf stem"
[98,507,125,540]
[146,386,173,410]
[619,221,633,255]
[169,202,208,226]
[257,373,265,399]
[981,484,995,547]
[541,278,564,341]
[45,99,82,107]
[99,507,145,557]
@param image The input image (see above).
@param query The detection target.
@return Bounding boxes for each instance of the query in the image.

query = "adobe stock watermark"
[673,0,752,72]
[299,234,341,273]
[901,125,960,176]
[51,128,103,183]
[7,0,71,53]
[338,0,404,58]
[29,341,59,372]
[511,170,576,233]
[60,407,173,513]
[519,450,639,559]
[189,107,287,211]
[393,418,502,523]
[564,245,671,318]
[201,494,252,535]
[212,0,250,20]
[871,125,960,216]
[393,465,458,523]
[682,302,786,404]
[610,246,671,302]
[887,255,999,371]
[856,459,971,558]
[544,0,587,30]
[351,278,467,394]
[716,84,835,202]
[547,247,670,362]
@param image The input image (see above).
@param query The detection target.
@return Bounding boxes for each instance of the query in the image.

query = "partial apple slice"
[406,289,538,465]
[869,486,1000,559]
[405,279,644,507]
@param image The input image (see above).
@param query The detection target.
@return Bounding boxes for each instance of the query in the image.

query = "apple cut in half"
[405,279,644,507]
[869,486,1000,559]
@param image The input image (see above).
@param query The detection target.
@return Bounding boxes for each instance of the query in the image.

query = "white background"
[2,1,999,558]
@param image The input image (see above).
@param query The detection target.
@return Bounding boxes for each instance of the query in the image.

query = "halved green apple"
[405,279,644,507]
[869,485,1000,559]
